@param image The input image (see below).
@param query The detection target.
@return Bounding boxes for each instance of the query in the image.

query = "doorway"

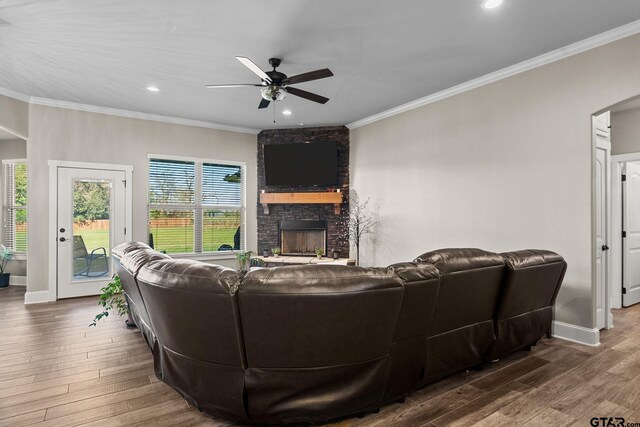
[611,155,640,309]
[49,161,132,299]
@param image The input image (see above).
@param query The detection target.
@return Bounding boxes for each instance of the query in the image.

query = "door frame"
[592,113,613,331]
[611,152,640,310]
[48,160,133,302]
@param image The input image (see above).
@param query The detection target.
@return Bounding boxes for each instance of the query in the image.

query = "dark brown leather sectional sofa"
[112,244,566,425]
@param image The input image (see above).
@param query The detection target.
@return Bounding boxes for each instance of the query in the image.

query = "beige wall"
[0,94,29,138]
[27,105,257,293]
[350,33,640,330]
[0,138,27,159]
[0,139,27,277]
[611,108,640,155]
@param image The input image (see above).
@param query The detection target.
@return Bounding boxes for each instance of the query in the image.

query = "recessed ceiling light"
[482,0,503,9]
[282,110,292,116]
[298,123,304,126]
[147,86,160,92]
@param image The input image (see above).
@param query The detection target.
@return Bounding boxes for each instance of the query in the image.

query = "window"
[3,160,27,253]
[148,156,244,254]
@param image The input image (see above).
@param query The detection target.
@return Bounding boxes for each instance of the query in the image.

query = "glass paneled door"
[57,167,127,298]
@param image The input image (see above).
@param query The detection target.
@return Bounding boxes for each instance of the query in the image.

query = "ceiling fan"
[206,57,333,109]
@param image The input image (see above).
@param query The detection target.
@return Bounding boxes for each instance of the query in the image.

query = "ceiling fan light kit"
[261,85,286,102]
[207,56,333,109]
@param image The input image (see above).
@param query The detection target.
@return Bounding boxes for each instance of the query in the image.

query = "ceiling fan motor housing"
[268,57,282,69]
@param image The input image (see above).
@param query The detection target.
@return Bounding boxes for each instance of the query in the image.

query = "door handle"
[602,244,610,251]
[59,237,66,242]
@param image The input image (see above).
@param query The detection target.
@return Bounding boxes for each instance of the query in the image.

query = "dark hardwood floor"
[1,285,639,426]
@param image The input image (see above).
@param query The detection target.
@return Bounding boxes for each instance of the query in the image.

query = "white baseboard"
[9,275,26,286]
[552,320,600,347]
[24,290,52,304]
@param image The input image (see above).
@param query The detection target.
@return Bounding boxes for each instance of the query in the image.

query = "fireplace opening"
[280,220,327,256]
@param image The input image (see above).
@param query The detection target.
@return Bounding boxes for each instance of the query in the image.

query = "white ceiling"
[2,1,640,131]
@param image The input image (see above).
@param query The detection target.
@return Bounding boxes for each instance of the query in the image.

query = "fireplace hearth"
[280,220,327,256]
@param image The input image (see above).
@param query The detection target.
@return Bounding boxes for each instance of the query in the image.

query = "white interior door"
[595,138,611,330]
[623,161,640,307]
[57,167,127,298]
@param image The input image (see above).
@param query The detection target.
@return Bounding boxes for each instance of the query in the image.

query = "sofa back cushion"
[497,249,567,320]
[239,264,404,423]
[415,248,505,336]
[114,246,170,336]
[387,262,440,341]
[384,262,440,401]
[239,265,404,368]
[112,241,151,261]
[137,258,245,366]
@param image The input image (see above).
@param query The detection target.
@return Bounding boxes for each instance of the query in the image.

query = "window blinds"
[3,161,27,252]
[148,158,243,254]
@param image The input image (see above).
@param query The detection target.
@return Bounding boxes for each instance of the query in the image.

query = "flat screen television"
[263,141,338,187]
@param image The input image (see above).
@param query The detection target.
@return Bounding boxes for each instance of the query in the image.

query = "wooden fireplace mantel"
[260,191,343,215]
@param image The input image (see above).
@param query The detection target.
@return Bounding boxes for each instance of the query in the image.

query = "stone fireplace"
[257,126,350,258]
[280,220,327,255]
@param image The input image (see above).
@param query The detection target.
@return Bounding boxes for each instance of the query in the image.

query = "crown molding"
[0,87,31,103]
[28,97,260,134]
[1,87,259,135]
[347,19,640,129]
[0,124,27,140]
[4,18,640,134]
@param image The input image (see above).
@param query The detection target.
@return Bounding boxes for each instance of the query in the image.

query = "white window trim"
[148,153,247,255]
[2,159,27,259]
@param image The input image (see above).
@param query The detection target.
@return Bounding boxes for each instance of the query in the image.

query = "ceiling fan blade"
[236,56,272,83]
[205,84,263,88]
[284,68,333,85]
[286,86,329,104]
[258,98,271,109]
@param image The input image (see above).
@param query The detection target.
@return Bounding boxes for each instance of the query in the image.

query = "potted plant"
[315,248,324,259]
[272,247,281,258]
[90,275,135,328]
[0,245,14,288]
[234,250,253,272]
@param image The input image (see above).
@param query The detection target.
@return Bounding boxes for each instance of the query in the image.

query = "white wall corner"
[24,290,53,304]
[8,275,26,286]
[552,321,600,347]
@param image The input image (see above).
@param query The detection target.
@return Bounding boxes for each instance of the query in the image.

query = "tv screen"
[263,142,338,187]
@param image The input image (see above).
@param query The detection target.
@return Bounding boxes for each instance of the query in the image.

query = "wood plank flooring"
[1,285,639,426]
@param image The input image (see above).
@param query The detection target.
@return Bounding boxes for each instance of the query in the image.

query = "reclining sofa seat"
[112,242,567,425]
[112,242,170,348]
[385,262,440,402]
[136,258,248,421]
[489,249,567,359]
[414,248,505,383]
[238,265,404,425]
